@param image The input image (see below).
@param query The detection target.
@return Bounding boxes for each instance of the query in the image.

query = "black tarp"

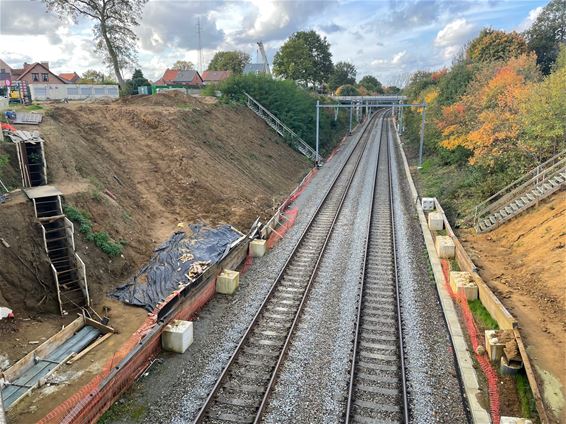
[110,224,241,311]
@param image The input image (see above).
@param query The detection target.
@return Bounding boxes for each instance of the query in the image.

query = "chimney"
[23,62,30,70]
[41,61,49,69]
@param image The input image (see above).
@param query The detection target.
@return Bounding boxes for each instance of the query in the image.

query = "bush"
[64,205,123,257]
[215,74,352,155]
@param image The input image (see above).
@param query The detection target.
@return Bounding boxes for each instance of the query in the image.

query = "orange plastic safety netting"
[441,259,501,424]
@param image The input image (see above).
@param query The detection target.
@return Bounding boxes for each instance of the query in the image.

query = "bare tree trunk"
[100,21,125,90]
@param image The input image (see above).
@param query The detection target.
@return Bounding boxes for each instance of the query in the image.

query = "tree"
[328,61,356,91]
[436,61,475,105]
[130,68,150,93]
[467,28,528,64]
[172,60,194,71]
[42,0,148,90]
[80,69,116,84]
[383,86,401,94]
[273,30,333,87]
[358,75,383,94]
[403,71,434,101]
[208,51,250,74]
[336,84,359,96]
[524,0,566,75]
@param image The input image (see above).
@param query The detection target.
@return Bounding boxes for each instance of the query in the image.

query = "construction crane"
[257,41,271,75]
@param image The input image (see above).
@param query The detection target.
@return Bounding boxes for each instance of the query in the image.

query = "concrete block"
[162,320,193,353]
[428,212,444,231]
[500,417,532,424]
[249,239,267,258]
[485,329,514,362]
[449,271,478,300]
[435,235,455,259]
[500,355,523,375]
[216,269,239,294]
[422,197,435,212]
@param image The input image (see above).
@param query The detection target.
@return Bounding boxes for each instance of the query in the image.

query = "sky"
[0,0,548,85]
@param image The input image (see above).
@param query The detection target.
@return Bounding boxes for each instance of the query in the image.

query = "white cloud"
[392,50,407,65]
[516,6,543,32]
[434,18,476,59]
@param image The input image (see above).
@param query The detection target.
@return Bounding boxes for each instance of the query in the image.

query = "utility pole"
[316,100,320,165]
[197,18,203,74]
[418,104,426,168]
[349,103,353,134]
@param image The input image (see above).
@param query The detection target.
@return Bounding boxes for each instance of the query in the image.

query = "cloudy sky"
[0,0,547,85]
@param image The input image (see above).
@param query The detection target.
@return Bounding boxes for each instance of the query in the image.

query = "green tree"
[335,84,359,96]
[436,61,476,105]
[358,75,383,94]
[328,61,356,91]
[130,68,150,92]
[208,51,250,74]
[80,69,116,84]
[42,0,148,90]
[467,28,528,64]
[403,71,434,101]
[524,0,566,75]
[273,30,333,87]
[383,86,401,94]
[172,60,195,70]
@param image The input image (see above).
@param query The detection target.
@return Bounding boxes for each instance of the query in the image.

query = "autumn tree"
[336,84,359,96]
[328,61,356,91]
[358,75,383,94]
[80,69,116,84]
[467,28,528,64]
[42,0,147,90]
[172,60,194,70]
[273,30,333,87]
[208,51,250,74]
[524,0,566,74]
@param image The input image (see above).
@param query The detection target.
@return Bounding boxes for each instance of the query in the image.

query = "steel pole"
[349,103,353,134]
[316,100,320,165]
[418,106,426,167]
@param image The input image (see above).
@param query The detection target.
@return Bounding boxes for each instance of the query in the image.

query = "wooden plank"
[514,328,550,424]
[84,317,114,334]
[2,317,84,381]
[66,333,112,365]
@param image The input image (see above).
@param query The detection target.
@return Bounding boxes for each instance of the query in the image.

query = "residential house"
[14,62,68,85]
[59,72,81,83]
[201,70,231,85]
[154,69,203,87]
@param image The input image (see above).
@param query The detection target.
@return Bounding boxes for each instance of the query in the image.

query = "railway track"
[193,112,384,424]
[346,117,409,423]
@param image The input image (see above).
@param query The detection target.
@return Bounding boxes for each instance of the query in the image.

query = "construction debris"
[187,261,210,281]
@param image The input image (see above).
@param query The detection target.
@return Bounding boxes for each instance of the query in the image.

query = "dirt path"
[462,192,566,422]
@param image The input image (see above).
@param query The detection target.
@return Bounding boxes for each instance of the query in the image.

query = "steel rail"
[345,116,409,423]
[193,111,385,424]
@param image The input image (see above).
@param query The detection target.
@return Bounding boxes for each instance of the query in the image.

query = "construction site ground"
[462,193,566,422]
[0,92,310,422]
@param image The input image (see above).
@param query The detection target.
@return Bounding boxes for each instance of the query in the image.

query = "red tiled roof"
[17,62,67,83]
[59,72,79,82]
[160,69,179,83]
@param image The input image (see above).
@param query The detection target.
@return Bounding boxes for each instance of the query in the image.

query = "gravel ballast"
[105,118,469,423]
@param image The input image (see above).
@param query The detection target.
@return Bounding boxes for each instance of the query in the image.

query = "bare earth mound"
[462,192,566,421]
[0,93,309,397]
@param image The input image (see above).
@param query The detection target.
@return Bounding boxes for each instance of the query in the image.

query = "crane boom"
[257,41,271,75]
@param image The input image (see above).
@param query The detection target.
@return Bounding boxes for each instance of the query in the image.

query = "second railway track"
[346,117,409,423]
[194,112,384,424]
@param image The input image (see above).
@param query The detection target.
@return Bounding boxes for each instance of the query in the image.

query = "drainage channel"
[193,111,384,424]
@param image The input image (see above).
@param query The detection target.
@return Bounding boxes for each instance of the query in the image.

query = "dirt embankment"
[462,192,566,422]
[0,92,309,360]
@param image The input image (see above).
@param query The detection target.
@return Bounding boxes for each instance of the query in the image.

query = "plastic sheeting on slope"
[110,224,242,311]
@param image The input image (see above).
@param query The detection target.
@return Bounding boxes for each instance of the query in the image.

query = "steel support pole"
[316,100,320,164]
[418,106,426,167]
[349,103,353,134]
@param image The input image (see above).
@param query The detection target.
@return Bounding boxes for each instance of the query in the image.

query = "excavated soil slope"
[0,92,309,361]
[462,192,566,422]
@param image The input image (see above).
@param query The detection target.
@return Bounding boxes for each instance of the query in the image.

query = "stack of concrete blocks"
[449,271,478,300]
[162,320,193,354]
[216,269,239,295]
[422,197,435,212]
[435,235,455,259]
[428,211,444,231]
[500,418,532,424]
[249,239,267,258]
[485,329,511,362]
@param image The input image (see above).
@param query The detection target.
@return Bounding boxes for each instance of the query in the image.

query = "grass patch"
[98,399,147,423]
[515,373,537,419]
[468,299,499,330]
[64,205,123,257]
[450,259,461,271]
[25,104,43,111]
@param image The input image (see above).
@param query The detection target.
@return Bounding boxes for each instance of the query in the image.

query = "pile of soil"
[0,91,309,333]
[462,193,566,422]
